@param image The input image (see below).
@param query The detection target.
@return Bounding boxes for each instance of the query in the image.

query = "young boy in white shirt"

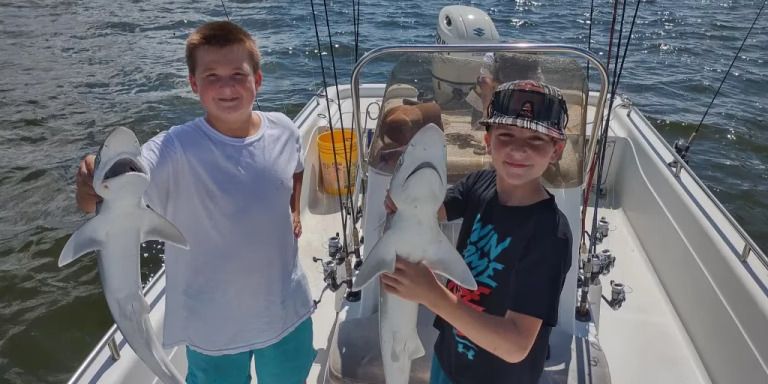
[75,21,314,384]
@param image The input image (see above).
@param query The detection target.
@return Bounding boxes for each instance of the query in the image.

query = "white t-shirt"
[140,111,313,355]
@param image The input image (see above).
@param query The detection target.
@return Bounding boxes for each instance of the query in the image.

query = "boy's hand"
[384,191,397,214]
[76,155,101,213]
[291,212,302,238]
[381,257,447,308]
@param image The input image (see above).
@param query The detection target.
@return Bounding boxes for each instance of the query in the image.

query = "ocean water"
[0,0,765,382]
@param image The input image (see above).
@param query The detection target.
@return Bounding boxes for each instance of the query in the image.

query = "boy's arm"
[381,259,541,363]
[290,171,303,238]
[429,284,542,363]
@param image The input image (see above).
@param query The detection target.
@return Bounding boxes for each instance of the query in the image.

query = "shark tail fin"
[140,206,189,250]
[58,216,107,267]
[426,234,478,291]
[352,233,396,290]
[117,295,185,384]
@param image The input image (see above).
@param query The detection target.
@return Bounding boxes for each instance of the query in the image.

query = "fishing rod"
[321,0,359,228]
[674,0,766,163]
[578,0,641,318]
[309,0,361,306]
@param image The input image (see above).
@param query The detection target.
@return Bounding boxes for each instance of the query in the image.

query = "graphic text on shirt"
[447,214,512,360]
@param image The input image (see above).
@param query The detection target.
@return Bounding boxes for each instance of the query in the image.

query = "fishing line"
[586,0,595,85]
[677,0,766,161]
[219,0,230,21]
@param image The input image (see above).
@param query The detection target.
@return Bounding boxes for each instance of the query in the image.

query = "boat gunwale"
[621,98,767,270]
[66,267,168,384]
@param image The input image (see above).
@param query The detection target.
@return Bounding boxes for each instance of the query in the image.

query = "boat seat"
[326,309,611,383]
[369,89,445,175]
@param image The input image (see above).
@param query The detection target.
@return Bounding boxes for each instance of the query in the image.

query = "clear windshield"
[363,50,588,188]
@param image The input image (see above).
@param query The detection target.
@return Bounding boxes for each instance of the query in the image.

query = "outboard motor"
[432,5,500,105]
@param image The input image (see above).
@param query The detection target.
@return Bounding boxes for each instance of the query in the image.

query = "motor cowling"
[432,5,500,105]
[436,5,500,45]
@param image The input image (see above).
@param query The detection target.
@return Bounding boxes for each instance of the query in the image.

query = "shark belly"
[97,207,184,384]
[381,291,425,384]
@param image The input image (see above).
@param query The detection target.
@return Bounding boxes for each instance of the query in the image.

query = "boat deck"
[68,85,768,384]
[297,91,711,383]
[586,206,709,384]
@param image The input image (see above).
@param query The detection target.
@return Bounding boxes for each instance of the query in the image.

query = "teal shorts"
[186,317,316,384]
[430,355,453,384]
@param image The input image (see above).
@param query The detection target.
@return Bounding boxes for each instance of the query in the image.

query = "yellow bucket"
[317,129,357,196]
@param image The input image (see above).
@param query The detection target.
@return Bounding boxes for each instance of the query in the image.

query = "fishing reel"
[603,280,627,310]
[313,235,345,290]
[590,249,616,281]
[579,248,616,287]
[672,139,691,164]
[592,216,611,245]
[312,233,361,308]
[576,248,620,320]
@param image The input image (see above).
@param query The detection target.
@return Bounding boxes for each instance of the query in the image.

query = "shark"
[352,123,477,384]
[59,127,187,384]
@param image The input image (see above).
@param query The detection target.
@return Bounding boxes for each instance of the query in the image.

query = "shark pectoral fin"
[140,207,189,249]
[391,331,426,362]
[352,234,396,290]
[406,333,426,360]
[58,216,106,267]
[426,236,478,291]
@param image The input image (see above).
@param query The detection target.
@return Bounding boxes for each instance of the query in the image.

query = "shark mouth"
[403,161,443,184]
[103,158,146,181]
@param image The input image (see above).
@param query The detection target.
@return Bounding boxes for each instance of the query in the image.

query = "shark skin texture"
[353,123,477,384]
[59,127,188,384]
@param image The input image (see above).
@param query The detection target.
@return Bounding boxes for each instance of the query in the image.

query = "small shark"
[59,127,187,384]
[353,123,477,384]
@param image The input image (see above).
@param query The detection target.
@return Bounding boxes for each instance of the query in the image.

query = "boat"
[64,6,768,384]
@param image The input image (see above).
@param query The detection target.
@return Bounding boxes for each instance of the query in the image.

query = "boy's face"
[188,44,262,122]
[484,124,565,186]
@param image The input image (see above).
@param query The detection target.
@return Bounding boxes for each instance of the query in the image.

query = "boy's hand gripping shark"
[58,127,187,384]
[352,123,477,384]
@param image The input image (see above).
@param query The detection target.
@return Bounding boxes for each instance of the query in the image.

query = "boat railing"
[625,102,768,271]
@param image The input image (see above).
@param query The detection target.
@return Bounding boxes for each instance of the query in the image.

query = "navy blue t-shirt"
[434,169,572,384]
